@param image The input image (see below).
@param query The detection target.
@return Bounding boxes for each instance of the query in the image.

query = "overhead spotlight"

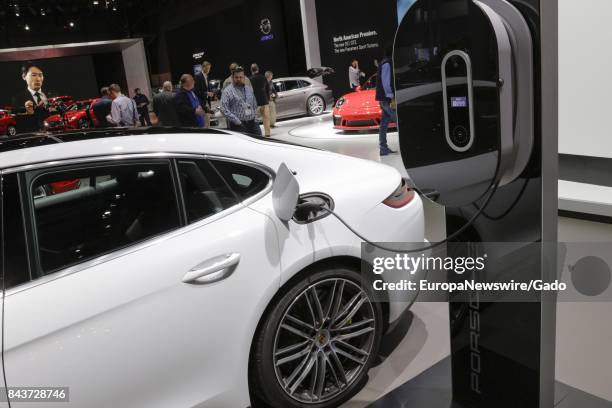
[24,24,29,31]
[93,0,99,4]
[69,21,75,27]
[40,9,46,16]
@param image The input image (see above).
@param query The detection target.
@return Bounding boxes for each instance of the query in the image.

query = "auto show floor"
[258,114,612,407]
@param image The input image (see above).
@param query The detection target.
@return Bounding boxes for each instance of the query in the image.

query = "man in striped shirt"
[220,67,262,137]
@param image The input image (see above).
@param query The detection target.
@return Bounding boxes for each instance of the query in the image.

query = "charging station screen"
[451,96,467,108]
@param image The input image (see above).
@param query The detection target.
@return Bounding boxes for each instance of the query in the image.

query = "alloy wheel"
[273,278,376,404]
[7,126,17,137]
[308,96,325,115]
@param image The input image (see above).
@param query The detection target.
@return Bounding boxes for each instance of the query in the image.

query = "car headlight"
[335,98,346,108]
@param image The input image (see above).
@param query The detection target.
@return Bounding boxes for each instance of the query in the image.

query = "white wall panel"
[559,0,612,158]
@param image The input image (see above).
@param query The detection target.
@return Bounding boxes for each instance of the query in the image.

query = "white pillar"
[121,39,152,100]
[300,0,322,81]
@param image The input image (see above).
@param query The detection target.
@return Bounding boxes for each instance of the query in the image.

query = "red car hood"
[334,89,381,115]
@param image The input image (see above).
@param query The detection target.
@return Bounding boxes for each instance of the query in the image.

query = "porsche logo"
[260,18,272,35]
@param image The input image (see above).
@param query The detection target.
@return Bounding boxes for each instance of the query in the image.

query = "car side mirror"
[272,163,300,222]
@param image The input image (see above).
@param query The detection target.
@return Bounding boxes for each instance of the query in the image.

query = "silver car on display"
[271,76,334,118]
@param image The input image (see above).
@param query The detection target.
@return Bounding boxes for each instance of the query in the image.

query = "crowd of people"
[95,60,279,138]
[11,60,279,138]
[86,60,273,138]
[12,53,394,156]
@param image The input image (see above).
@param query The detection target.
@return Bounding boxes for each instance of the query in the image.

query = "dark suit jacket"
[249,74,270,107]
[92,97,113,128]
[173,88,202,127]
[154,91,180,127]
[194,72,211,108]
[12,89,49,130]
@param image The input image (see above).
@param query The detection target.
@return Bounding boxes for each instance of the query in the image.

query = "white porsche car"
[0,128,424,408]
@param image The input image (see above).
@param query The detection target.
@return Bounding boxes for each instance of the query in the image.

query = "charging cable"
[296,179,502,253]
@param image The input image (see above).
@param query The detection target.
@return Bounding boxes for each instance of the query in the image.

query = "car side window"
[298,80,311,88]
[29,161,181,274]
[210,160,271,201]
[284,80,301,91]
[273,81,285,93]
[177,159,239,223]
[2,173,30,289]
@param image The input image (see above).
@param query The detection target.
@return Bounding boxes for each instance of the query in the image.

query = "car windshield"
[71,101,90,110]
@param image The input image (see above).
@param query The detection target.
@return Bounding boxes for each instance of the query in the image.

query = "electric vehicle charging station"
[394,0,558,407]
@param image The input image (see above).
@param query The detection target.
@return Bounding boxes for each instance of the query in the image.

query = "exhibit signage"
[315,0,398,97]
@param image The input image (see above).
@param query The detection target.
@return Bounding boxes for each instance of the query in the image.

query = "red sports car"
[44,99,97,132]
[332,75,397,131]
[0,110,17,137]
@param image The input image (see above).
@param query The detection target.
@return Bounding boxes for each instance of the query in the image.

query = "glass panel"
[2,173,30,289]
[30,161,180,273]
[211,160,270,201]
[177,159,239,223]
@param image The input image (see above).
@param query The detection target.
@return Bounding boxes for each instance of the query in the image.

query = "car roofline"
[0,126,320,154]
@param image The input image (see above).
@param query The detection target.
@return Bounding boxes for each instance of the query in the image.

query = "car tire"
[79,119,90,129]
[250,266,382,408]
[6,125,17,137]
[307,95,326,116]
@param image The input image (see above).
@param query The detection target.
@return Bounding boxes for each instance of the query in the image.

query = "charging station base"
[369,357,612,408]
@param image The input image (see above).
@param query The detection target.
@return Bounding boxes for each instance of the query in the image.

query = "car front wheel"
[6,125,17,137]
[307,95,326,116]
[250,267,382,407]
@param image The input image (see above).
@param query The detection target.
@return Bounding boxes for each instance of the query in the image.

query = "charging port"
[293,193,334,224]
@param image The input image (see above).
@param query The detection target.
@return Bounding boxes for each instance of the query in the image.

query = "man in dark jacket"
[194,61,214,127]
[12,61,49,129]
[133,88,152,126]
[375,45,398,156]
[174,74,206,127]
[153,81,180,127]
[249,63,271,137]
[92,87,113,128]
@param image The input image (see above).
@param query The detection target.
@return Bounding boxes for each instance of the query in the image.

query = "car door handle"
[183,253,241,284]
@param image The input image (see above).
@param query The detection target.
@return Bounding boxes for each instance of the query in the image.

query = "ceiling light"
[24,24,29,31]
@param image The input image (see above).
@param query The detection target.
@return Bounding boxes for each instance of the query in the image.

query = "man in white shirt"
[106,83,140,127]
[348,59,365,90]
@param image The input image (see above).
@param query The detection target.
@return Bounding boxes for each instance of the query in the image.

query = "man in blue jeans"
[376,46,398,156]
